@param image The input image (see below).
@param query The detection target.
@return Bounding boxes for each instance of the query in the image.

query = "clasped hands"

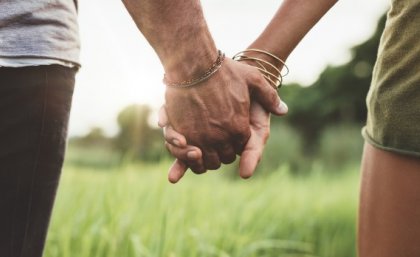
[159,58,288,183]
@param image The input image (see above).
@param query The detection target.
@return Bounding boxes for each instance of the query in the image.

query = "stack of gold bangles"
[232,48,289,90]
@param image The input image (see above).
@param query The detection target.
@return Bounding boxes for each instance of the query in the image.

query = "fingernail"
[187,151,198,160]
[278,101,288,114]
[173,139,180,146]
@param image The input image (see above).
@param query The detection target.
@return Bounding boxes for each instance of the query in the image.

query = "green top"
[363,0,420,157]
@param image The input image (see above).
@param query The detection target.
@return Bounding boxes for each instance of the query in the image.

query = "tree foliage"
[115,104,164,161]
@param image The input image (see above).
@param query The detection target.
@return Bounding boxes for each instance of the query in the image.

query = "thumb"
[168,159,188,184]
[238,131,264,179]
[248,73,288,116]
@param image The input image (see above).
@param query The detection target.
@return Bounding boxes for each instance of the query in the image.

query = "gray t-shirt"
[0,0,80,66]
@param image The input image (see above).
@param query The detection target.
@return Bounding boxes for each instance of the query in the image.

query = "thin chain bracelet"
[232,49,289,90]
[163,50,225,88]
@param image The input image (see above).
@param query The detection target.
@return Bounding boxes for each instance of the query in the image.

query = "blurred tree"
[82,127,107,143]
[278,15,387,153]
[67,127,119,168]
[69,126,112,147]
[115,104,165,161]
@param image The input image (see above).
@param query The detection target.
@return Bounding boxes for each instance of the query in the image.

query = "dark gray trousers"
[0,65,76,257]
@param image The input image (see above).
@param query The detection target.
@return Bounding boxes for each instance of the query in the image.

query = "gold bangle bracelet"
[236,48,289,77]
[234,55,282,77]
[254,67,283,89]
[232,49,289,89]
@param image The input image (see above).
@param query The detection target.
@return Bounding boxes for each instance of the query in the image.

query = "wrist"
[233,48,289,89]
[163,50,225,87]
[246,45,287,72]
[156,23,218,83]
[163,39,218,83]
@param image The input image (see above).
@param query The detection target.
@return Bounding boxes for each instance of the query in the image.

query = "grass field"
[44,162,360,257]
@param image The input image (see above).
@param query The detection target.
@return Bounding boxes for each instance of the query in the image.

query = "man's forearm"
[122,0,217,82]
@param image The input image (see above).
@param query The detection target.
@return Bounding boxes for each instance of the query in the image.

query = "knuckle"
[191,167,206,174]
[220,154,236,164]
[203,159,220,170]
[207,161,221,170]
[189,162,207,174]
[202,147,221,170]
[203,157,222,170]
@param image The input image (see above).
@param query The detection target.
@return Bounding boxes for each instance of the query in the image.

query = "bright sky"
[69,0,389,137]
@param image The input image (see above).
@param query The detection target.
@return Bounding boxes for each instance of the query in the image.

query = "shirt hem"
[362,127,420,158]
[0,54,80,68]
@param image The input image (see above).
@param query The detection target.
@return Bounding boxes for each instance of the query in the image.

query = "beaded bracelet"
[163,50,225,88]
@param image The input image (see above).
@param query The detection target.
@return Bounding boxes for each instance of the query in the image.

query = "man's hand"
[164,59,286,173]
[159,98,287,183]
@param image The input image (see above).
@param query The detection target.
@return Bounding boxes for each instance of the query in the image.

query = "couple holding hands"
[1,0,419,256]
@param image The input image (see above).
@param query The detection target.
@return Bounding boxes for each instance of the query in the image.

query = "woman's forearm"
[248,0,338,67]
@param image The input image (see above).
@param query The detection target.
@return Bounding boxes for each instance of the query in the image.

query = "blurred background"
[46,0,390,256]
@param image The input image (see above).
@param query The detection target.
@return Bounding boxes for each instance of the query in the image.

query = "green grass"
[45,163,360,257]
